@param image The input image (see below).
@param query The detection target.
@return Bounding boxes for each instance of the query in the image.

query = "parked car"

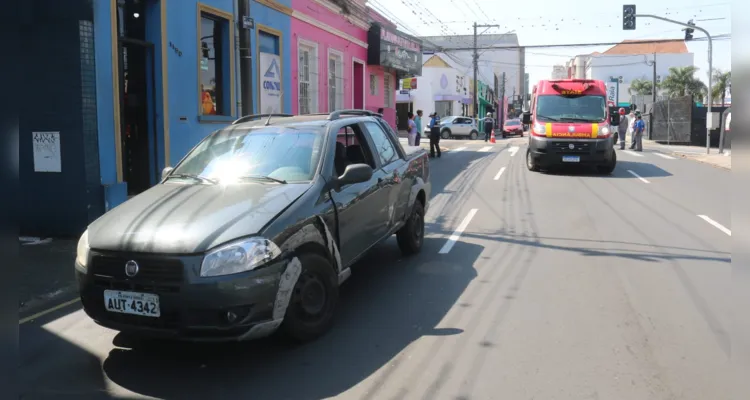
[502,119,524,138]
[438,116,480,140]
[75,110,432,343]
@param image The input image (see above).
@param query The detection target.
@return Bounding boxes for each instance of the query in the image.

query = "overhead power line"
[439,35,729,51]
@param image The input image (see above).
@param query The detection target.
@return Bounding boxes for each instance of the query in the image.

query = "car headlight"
[75,230,90,273]
[533,123,546,135]
[599,126,611,137]
[200,237,281,277]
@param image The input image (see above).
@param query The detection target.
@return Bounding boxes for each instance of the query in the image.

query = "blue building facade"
[19,0,292,236]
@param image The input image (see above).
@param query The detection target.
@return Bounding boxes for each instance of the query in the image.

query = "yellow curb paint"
[20,298,80,325]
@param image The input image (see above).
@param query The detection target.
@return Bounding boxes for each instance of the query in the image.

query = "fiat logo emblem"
[568,144,575,150]
[568,125,575,132]
[125,260,139,277]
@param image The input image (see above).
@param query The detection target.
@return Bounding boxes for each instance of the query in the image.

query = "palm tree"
[660,66,707,101]
[628,78,658,96]
[711,69,731,106]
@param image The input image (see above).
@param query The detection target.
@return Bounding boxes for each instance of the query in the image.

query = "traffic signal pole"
[632,13,714,154]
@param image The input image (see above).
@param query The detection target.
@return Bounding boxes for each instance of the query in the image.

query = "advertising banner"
[259,52,282,114]
[606,81,617,107]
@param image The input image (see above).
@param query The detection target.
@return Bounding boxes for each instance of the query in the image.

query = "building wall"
[290,0,368,114]
[588,53,694,103]
[409,66,466,118]
[366,66,397,129]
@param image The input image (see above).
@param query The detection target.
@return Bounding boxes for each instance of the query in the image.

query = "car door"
[329,124,389,266]
[451,117,467,136]
[362,120,408,239]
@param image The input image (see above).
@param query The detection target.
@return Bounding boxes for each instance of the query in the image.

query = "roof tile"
[603,40,688,55]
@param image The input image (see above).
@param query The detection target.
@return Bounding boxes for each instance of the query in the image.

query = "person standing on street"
[407,112,417,146]
[377,107,384,115]
[627,109,637,149]
[617,108,628,150]
[428,112,441,158]
[415,110,423,146]
[631,111,645,151]
[483,112,494,142]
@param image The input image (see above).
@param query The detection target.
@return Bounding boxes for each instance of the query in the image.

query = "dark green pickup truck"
[74,110,431,343]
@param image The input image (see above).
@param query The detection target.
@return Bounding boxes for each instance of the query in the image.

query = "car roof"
[226,110,385,131]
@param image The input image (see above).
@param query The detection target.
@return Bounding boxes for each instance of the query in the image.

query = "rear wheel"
[441,129,451,139]
[526,149,539,172]
[397,201,425,256]
[469,130,478,140]
[279,253,339,343]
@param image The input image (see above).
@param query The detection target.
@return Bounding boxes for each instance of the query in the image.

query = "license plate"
[562,155,580,163]
[104,290,161,317]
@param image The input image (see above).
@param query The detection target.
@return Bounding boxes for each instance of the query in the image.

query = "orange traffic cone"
[490,130,496,143]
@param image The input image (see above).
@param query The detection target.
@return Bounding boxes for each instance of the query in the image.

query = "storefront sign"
[32,132,61,173]
[259,52,282,113]
[367,23,422,76]
[606,81,617,106]
[401,78,417,90]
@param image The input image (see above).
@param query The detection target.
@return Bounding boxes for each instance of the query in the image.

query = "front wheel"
[279,253,339,343]
[397,201,425,256]
[597,150,617,175]
[526,149,539,172]
[441,129,451,139]
[469,130,478,140]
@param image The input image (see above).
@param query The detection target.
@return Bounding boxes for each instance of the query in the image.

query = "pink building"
[290,0,370,115]
[289,0,415,130]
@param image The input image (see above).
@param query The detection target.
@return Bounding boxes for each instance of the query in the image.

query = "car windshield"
[170,127,324,183]
[536,95,606,122]
[506,120,520,126]
[440,117,454,124]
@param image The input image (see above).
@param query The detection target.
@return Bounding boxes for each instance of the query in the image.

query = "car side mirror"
[610,114,621,125]
[161,166,174,180]
[335,164,373,190]
[521,112,531,125]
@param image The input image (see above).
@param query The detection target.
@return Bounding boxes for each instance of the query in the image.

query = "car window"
[364,121,398,166]
[506,120,520,125]
[173,127,324,183]
[333,124,376,177]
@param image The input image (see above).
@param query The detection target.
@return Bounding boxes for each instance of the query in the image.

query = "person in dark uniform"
[483,112,494,142]
[428,112,441,158]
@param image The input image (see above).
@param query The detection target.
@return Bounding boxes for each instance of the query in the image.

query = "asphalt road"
[20,137,734,399]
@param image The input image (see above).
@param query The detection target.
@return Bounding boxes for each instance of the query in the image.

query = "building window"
[258,28,283,114]
[199,11,231,116]
[298,40,318,115]
[328,49,344,111]
[370,74,378,96]
[383,73,392,108]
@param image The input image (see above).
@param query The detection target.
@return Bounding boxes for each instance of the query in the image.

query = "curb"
[670,152,731,170]
[19,284,80,323]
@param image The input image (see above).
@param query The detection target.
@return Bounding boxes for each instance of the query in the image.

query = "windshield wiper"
[167,173,218,184]
[561,117,599,123]
[240,175,288,184]
[537,115,560,122]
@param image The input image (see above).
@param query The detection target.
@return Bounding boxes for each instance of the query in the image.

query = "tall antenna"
[264,91,284,126]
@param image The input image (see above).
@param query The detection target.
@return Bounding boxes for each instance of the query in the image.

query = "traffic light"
[623,5,636,30]
[685,19,695,41]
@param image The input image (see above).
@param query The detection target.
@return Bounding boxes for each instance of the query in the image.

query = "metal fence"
[650,96,693,144]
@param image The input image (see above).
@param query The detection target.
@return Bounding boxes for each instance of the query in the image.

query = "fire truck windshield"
[536,95,607,123]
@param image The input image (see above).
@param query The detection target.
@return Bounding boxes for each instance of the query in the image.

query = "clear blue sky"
[367,0,730,87]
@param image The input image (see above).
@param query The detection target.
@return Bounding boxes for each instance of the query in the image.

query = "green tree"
[628,78,658,96]
[710,69,731,106]
[660,66,707,101]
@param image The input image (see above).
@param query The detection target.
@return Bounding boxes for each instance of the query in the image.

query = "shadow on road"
[99,238,482,399]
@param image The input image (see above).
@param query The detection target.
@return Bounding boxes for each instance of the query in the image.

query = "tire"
[526,149,539,172]
[441,129,451,139]
[469,130,478,140]
[278,253,339,343]
[397,200,425,256]
[597,150,617,175]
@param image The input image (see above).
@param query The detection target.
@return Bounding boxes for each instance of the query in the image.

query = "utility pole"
[499,72,506,128]
[238,0,253,115]
[473,22,500,119]
[623,5,714,154]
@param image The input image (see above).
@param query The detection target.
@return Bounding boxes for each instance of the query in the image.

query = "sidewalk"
[624,132,731,170]
[19,237,79,315]
[397,130,450,152]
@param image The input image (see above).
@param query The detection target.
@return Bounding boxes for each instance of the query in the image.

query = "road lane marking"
[493,167,506,180]
[623,150,644,157]
[20,298,80,325]
[478,146,492,152]
[452,147,467,152]
[627,169,650,183]
[697,215,731,236]
[439,208,478,254]
[508,146,519,156]
[654,152,675,159]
